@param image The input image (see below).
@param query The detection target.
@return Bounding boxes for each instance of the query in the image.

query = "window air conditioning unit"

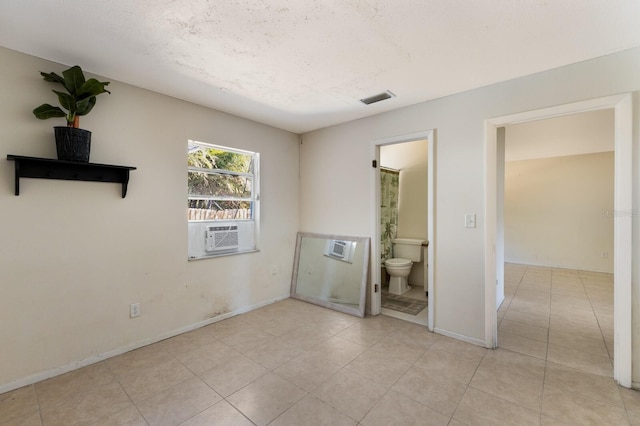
[324,239,356,263]
[205,224,239,252]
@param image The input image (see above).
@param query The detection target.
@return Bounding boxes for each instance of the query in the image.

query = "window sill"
[188,248,260,261]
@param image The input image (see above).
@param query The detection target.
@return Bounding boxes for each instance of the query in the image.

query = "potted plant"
[33,65,110,162]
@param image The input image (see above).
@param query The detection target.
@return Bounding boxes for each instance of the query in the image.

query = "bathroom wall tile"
[227,373,306,426]
[453,388,540,426]
[312,369,386,422]
[136,377,221,426]
[392,367,467,417]
[270,394,356,426]
[361,390,450,426]
[541,384,628,425]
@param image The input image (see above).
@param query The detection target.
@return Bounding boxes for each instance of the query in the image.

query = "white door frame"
[484,94,633,387]
[370,130,435,331]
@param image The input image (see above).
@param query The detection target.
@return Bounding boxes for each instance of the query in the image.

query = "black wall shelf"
[6,155,137,198]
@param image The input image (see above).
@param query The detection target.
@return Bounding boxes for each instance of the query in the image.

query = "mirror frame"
[290,232,370,317]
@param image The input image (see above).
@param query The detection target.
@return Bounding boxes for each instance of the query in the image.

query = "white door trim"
[370,130,435,331]
[484,94,633,387]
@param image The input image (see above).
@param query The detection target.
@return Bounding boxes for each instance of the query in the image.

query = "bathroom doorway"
[370,130,435,330]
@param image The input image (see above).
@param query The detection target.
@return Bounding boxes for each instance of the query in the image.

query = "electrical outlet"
[271,265,279,275]
[130,302,141,318]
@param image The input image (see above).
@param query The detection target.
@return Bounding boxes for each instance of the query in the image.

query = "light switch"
[465,213,476,228]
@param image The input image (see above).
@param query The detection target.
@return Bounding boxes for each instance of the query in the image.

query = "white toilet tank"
[392,238,426,262]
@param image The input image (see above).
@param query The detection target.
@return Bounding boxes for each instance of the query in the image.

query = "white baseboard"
[496,293,506,309]
[0,294,290,395]
[434,327,487,348]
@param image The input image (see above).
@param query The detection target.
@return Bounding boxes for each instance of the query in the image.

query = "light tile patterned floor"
[2,263,639,425]
[381,285,428,325]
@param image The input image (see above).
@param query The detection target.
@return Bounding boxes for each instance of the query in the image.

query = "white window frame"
[187,140,260,259]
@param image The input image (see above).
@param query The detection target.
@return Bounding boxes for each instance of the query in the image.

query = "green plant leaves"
[34,65,110,126]
[78,79,110,99]
[33,104,66,119]
[52,90,75,112]
[76,96,96,116]
[40,71,65,85]
[62,65,85,95]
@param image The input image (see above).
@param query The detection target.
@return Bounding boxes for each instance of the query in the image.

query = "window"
[187,140,259,259]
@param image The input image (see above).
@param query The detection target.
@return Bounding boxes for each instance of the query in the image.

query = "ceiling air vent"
[360,90,395,105]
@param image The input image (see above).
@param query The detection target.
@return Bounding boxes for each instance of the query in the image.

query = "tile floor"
[381,285,428,326]
[2,263,640,425]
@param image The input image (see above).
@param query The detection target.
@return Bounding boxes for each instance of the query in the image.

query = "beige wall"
[505,152,615,273]
[299,48,640,358]
[380,140,428,286]
[0,47,299,390]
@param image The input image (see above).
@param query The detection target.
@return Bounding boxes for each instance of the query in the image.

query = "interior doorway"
[498,110,615,376]
[485,94,633,387]
[370,130,435,331]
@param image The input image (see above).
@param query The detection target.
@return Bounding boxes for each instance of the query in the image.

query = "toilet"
[384,238,425,295]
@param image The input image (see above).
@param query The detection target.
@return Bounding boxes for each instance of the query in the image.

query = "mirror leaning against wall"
[291,232,370,317]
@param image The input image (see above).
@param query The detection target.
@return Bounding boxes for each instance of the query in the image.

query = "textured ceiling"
[1,1,640,133]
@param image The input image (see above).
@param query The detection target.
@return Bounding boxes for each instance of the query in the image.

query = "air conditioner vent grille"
[205,224,239,252]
